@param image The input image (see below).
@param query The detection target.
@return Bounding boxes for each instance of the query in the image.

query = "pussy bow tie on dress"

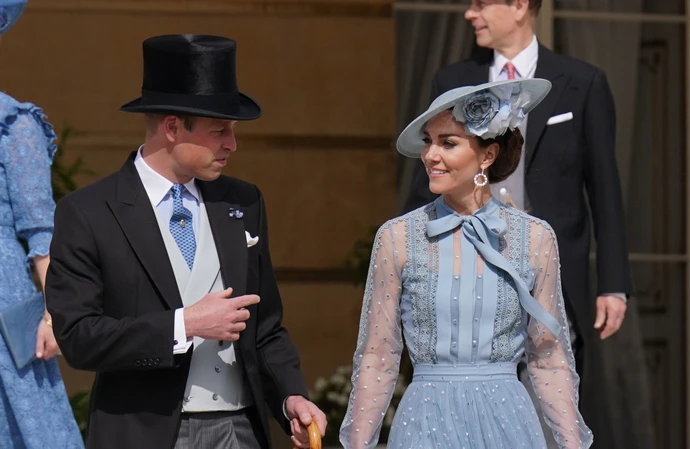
[426,198,561,337]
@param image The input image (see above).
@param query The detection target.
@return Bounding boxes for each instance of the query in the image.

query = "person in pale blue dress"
[0,0,84,447]
[340,79,593,449]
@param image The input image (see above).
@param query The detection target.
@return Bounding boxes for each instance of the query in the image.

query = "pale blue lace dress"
[340,196,593,449]
[0,93,83,448]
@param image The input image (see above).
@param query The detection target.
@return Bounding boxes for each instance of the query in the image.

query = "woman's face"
[421,110,495,196]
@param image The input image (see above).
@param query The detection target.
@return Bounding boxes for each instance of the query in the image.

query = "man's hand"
[286,395,327,449]
[594,295,627,339]
[183,287,260,340]
[36,312,60,360]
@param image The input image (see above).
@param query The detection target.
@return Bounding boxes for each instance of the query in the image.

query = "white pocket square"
[546,112,573,125]
[245,231,259,248]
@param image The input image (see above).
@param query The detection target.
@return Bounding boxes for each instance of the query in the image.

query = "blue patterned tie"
[169,184,196,270]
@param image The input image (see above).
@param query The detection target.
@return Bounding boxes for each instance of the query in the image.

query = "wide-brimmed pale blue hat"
[397,78,552,158]
[0,0,26,35]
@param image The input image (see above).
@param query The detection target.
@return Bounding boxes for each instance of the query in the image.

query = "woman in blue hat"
[0,1,84,447]
[340,79,593,448]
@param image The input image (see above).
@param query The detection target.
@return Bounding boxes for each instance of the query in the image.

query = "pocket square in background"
[546,112,573,125]
[245,231,259,247]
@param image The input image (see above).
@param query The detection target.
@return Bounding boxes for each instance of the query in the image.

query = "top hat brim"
[396,79,551,158]
[119,91,262,121]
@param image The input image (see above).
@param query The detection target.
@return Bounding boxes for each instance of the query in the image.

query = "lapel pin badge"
[229,207,244,219]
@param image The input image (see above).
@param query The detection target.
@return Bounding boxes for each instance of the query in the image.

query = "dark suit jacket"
[45,152,308,449]
[404,45,633,341]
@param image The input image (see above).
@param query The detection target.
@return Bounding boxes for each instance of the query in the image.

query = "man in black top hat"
[45,34,326,449]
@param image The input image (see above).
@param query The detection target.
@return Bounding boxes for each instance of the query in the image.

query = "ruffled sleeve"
[0,101,58,261]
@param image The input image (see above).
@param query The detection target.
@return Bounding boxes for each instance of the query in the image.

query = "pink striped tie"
[504,62,517,80]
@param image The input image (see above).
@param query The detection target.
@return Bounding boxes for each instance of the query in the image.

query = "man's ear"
[163,116,179,142]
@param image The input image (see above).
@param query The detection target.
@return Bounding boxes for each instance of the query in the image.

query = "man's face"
[465,0,521,50]
[169,117,238,182]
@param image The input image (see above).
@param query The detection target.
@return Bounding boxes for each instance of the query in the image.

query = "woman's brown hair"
[477,128,524,183]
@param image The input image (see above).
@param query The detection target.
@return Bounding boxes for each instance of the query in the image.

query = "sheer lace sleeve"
[526,221,593,449]
[339,220,405,449]
[0,103,57,261]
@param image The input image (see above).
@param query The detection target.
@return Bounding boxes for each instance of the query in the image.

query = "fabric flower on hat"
[452,84,530,140]
[452,91,499,137]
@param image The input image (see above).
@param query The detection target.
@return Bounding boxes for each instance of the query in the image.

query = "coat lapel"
[525,45,569,170]
[198,180,247,298]
[107,153,183,310]
[462,52,492,87]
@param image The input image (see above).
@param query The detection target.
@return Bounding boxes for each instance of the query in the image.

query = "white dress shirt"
[488,35,538,211]
[490,34,539,82]
[133,147,196,354]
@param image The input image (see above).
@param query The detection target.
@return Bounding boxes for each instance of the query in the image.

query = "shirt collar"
[133,145,200,207]
[493,34,539,78]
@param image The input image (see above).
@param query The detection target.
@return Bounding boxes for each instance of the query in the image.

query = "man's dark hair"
[144,113,198,134]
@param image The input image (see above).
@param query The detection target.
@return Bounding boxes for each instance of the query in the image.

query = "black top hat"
[120,34,262,121]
